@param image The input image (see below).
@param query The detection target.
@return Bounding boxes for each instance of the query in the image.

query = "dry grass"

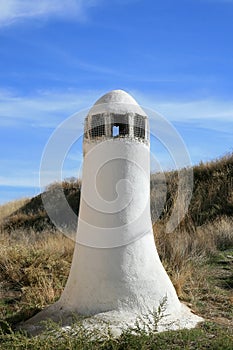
[154,216,233,266]
[0,198,30,223]
[1,230,232,350]
[0,216,232,326]
[150,153,233,228]
[153,216,233,322]
[197,216,233,251]
[0,231,74,319]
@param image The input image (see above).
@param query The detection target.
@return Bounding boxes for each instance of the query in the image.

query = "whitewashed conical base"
[21,231,203,336]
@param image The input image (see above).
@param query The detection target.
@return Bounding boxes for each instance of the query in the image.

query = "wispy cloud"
[0,0,101,27]
[0,175,38,188]
[0,88,101,128]
[154,99,233,123]
[134,91,233,125]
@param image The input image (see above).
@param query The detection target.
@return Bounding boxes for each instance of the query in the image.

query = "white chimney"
[23,90,203,334]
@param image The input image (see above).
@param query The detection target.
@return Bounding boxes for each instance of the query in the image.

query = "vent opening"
[134,115,145,139]
[111,123,129,137]
[112,125,119,137]
[90,115,105,138]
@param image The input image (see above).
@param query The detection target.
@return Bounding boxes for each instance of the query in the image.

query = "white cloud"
[154,100,233,122]
[0,88,101,128]
[0,0,100,26]
[0,175,38,188]
[133,91,233,124]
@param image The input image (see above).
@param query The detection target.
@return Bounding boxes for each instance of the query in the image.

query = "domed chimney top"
[88,89,147,116]
[84,90,149,145]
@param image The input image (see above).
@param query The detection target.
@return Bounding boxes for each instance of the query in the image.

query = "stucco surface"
[88,89,147,116]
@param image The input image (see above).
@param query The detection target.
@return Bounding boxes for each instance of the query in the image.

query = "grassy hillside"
[0,154,232,349]
[1,180,81,232]
[0,198,30,223]
[151,152,233,229]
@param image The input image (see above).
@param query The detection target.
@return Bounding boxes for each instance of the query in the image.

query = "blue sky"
[0,0,233,204]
